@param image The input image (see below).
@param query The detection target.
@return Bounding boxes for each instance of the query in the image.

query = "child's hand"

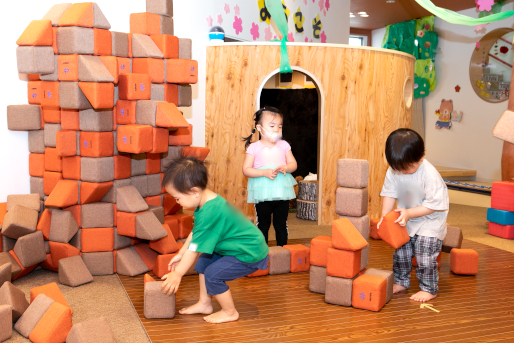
[394,208,410,227]
[161,271,182,295]
[168,254,182,272]
[262,169,278,180]
[377,216,384,229]
[273,166,287,175]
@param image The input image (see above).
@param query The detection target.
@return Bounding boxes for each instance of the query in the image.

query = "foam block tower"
[487,182,514,239]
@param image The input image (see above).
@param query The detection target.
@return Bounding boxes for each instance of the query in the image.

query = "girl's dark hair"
[161,157,208,194]
[242,106,283,150]
[385,128,425,171]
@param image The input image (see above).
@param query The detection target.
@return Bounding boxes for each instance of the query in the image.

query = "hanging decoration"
[312,14,322,39]
[294,7,305,34]
[264,0,292,73]
[435,99,464,129]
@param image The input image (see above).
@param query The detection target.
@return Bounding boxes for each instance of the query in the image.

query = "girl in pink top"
[242,107,297,246]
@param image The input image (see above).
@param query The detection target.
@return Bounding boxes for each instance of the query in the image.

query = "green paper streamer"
[415,0,514,26]
[265,0,292,73]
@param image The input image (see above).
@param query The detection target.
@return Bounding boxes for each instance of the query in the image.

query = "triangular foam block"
[30,282,71,313]
[80,181,113,204]
[16,20,53,46]
[48,242,80,269]
[14,294,54,338]
[93,3,111,29]
[132,34,164,58]
[181,147,210,162]
[136,212,168,240]
[45,180,79,208]
[41,4,72,27]
[149,223,179,254]
[377,211,411,249]
[66,317,116,343]
[144,273,155,284]
[78,55,114,82]
[134,243,159,270]
[37,209,51,240]
[9,251,37,281]
[58,256,93,287]
[98,56,118,83]
[331,218,368,251]
[115,246,148,276]
[116,185,149,213]
[29,302,72,343]
[58,3,94,27]
[156,102,189,128]
[79,82,114,109]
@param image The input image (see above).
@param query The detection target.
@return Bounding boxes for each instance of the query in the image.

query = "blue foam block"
[487,208,514,225]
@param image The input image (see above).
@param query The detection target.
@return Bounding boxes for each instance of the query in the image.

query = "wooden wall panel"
[205,43,414,224]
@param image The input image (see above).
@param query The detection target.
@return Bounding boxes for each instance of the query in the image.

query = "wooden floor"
[119,238,514,343]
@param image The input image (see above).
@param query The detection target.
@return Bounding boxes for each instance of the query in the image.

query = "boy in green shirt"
[160,157,269,324]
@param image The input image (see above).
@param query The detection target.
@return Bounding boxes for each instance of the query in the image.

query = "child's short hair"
[162,157,208,194]
[385,128,425,171]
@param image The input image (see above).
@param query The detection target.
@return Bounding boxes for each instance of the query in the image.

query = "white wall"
[372,4,514,182]
[0,0,350,201]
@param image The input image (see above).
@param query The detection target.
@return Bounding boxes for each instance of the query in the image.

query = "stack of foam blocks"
[3,0,207,303]
[487,181,514,239]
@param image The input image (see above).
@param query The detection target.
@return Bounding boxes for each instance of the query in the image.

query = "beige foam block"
[136,212,167,240]
[41,3,72,26]
[309,265,327,294]
[0,304,12,341]
[364,268,394,303]
[31,177,45,200]
[337,159,369,188]
[0,261,12,287]
[337,215,369,240]
[132,34,164,58]
[81,157,114,183]
[0,252,21,280]
[144,281,175,319]
[40,55,59,81]
[66,317,116,343]
[16,46,55,74]
[114,228,131,250]
[269,246,290,275]
[111,31,129,57]
[49,209,79,243]
[14,294,54,338]
[115,246,148,276]
[58,256,93,287]
[178,38,192,59]
[0,281,30,322]
[116,185,148,213]
[57,27,94,55]
[147,174,162,197]
[13,231,46,268]
[131,153,146,176]
[493,110,514,144]
[82,252,114,275]
[78,55,115,82]
[178,85,192,107]
[361,244,369,271]
[59,82,93,110]
[29,130,45,153]
[335,187,368,217]
[135,100,160,126]
[151,84,165,101]
[2,205,38,239]
[131,175,148,197]
[148,205,164,224]
[7,105,41,131]
[325,276,353,306]
[69,230,81,251]
[81,203,113,228]
[44,123,62,148]
[161,146,182,172]
[92,3,111,29]
[442,225,463,253]
[147,0,173,17]
[79,108,113,132]
[7,194,41,212]
[101,179,131,203]
[160,16,173,35]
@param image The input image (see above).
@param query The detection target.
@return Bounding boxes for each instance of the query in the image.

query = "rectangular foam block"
[150,84,164,101]
[147,0,173,17]
[491,181,514,212]
[331,218,368,251]
[442,225,463,253]
[151,128,169,154]
[181,147,210,161]
[131,153,146,176]
[40,55,59,81]
[58,54,79,81]
[80,181,113,204]
[309,265,327,294]
[131,175,149,198]
[492,110,514,145]
[117,125,153,153]
[30,177,45,200]
[57,27,94,54]
[14,294,54,338]
[56,130,77,157]
[94,28,112,56]
[146,154,161,175]
[178,38,192,59]
[117,100,137,124]
[7,105,41,131]
[352,275,387,312]
[114,227,132,250]
[13,231,46,268]
[79,132,114,157]
[118,74,151,100]
[59,82,92,109]
[310,236,331,267]
[62,156,81,180]
[361,244,369,270]
[2,205,38,239]
[133,58,165,83]
[283,244,310,272]
[79,82,114,109]
[170,214,192,239]
[450,248,479,275]
[166,59,198,84]
[42,107,60,123]
[130,13,161,36]
[66,317,116,343]
[151,35,178,59]
[152,253,178,278]
[43,171,63,195]
[49,209,79,243]
[269,246,290,275]
[81,203,114,228]
[163,83,177,104]
[144,281,175,319]
[79,109,113,132]
[147,173,162,196]
[160,16,173,35]
[16,46,55,74]
[325,276,354,306]
[326,248,361,279]
[364,268,394,303]
[111,32,129,57]
[178,85,192,107]
[337,159,369,188]
[335,187,368,217]
[27,81,43,105]
[489,222,514,239]
[487,208,514,225]
[29,130,45,153]
[44,123,62,148]
[0,304,12,341]
[82,252,114,275]
[378,210,410,249]
[81,157,114,183]
[6,194,40,212]
[112,155,132,180]
[81,227,114,252]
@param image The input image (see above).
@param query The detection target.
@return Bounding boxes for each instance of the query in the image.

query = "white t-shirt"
[380,159,449,240]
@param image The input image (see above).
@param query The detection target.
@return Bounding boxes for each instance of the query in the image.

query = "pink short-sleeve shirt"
[246,140,291,169]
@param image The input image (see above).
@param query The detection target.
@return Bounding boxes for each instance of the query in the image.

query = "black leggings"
[255,200,289,246]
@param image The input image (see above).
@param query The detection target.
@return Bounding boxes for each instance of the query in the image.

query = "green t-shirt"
[189,195,269,263]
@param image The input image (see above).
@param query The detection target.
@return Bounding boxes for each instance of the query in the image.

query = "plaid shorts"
[393,235,443,295]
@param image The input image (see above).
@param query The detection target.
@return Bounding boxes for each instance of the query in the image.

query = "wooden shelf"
[435,166,477,179]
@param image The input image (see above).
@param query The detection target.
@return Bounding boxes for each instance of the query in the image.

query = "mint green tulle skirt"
[247,165,297,204]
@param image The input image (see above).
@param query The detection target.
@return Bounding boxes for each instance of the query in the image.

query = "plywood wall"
[205,43,414,224]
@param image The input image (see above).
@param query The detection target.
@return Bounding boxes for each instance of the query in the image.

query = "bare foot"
[203,309,239,324]
[179,301,213,315]
[393,284,407,293]
[410,291,437,302]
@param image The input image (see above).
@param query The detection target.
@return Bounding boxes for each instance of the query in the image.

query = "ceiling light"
[350,13,355,17]
[358,12,367,14]
[386,0,395,3]
[360,14,369,17]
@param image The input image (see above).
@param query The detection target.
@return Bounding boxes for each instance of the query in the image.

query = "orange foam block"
[146,196,161,206]
[94,28,112,56]
[352,275,387,312]
[149,223,179,255]
[132,58,165,83]
[326,247,361,279]
[450,249,479,275]
[117,57,130,75]
[134,243,159,270]
[30,282,71,311]
[78,82,114,109]
[130,13,161,36]
[40,253,57,272]
[247,259,269,277]
[369,218,381,240]
[81,227,114,252]
[117,124,153,154]
[331,218,368,251]
[151,127,169,154]
[40,81,60,108]
[58,55,79,81]
[62,156,81,180]
[166,59,198,84]
[61,109,80,130]
[37,209,52,240]
[146,153,161,174]
[153,253,178,278]
[45,180,79,208]
[29,153,45,177]
[118,74,151,100]
[49,242,80,269]
[99,56,119,83]
[377,211,410,249]
[150,34,179,59]
[168,124,192,146]
[16,20,53,46]
[42,107,61,123]
[63,205,81,227]
[29,302,72,343]
[310,236,332,267]
[181,147,210,162]
[113,155,132,180]
[164,84,178,105]
[144,273,155,284]
[45,147,62,172]
[0,203,6,226]
[58,3,94,27]
[284,244,310,272]
[80,131,114,157]
[156,102,189,128]
[117,211,144,237]
[28,81,43,105]
[56,130,77,157]
[116,100,137,124]
[43,171,63,196]
[80,181,113,204]
[163,215,179,240]
[163,194,182,215]
[9,250,38,281]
